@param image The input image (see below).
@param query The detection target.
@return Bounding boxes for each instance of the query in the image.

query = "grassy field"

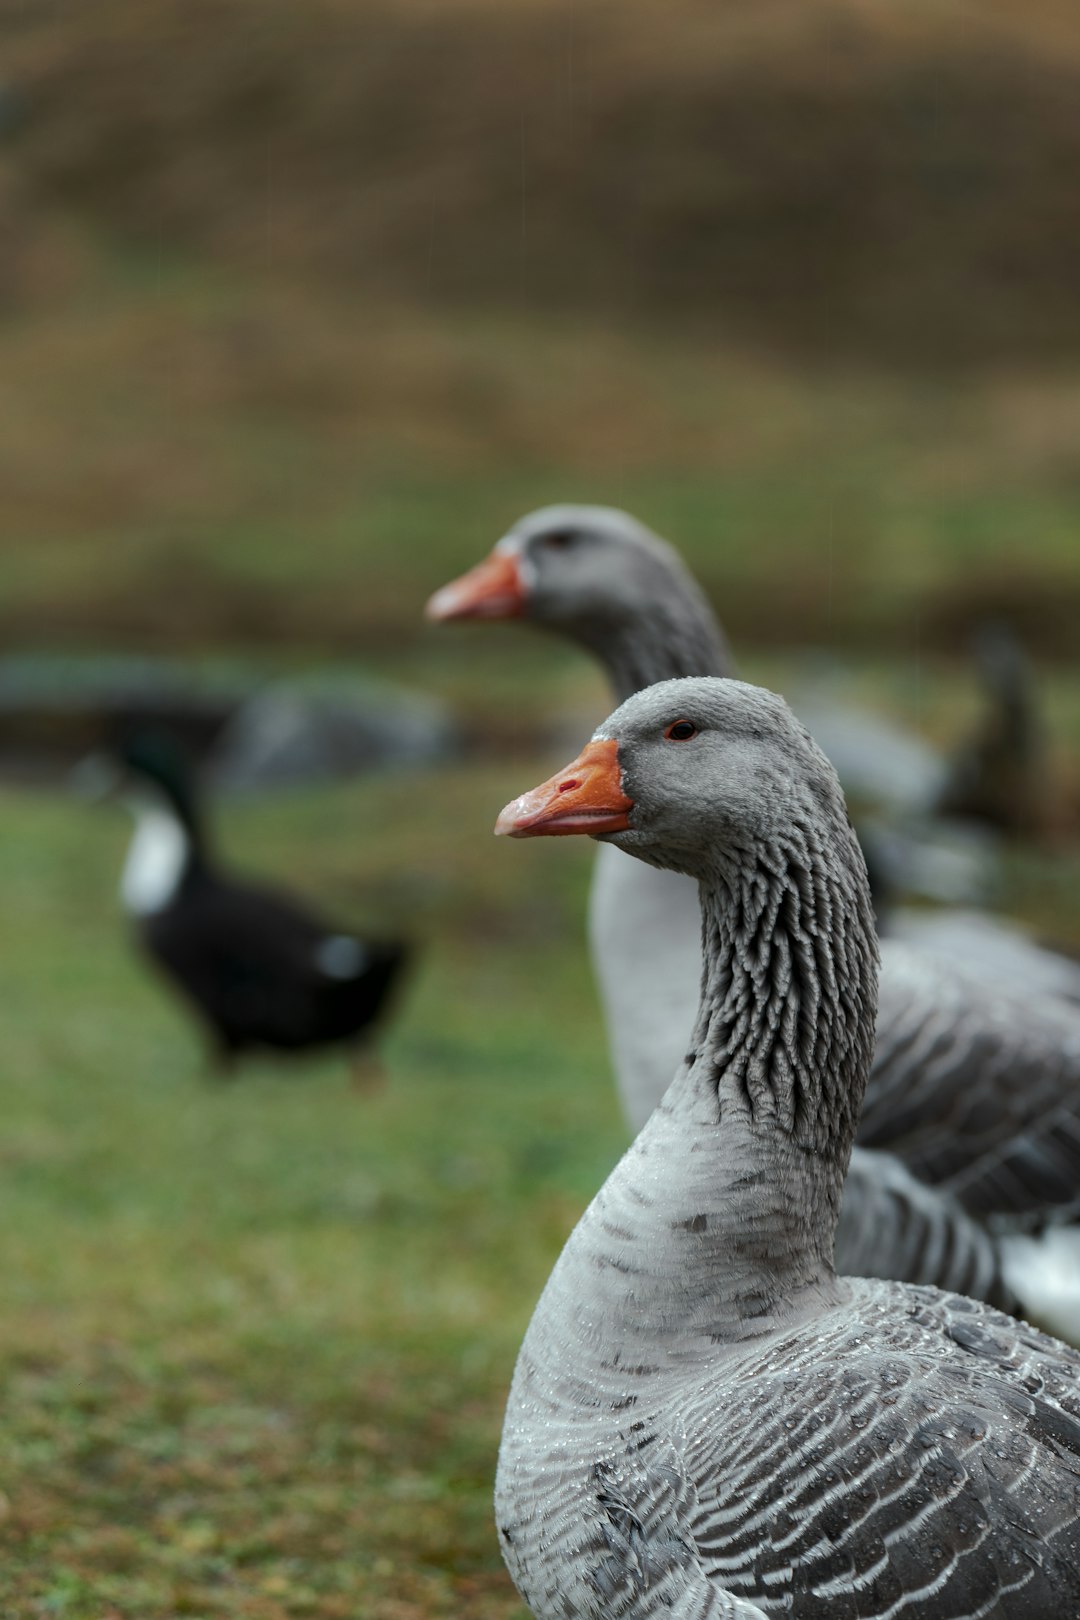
[11,0,1080,366]
[0,759,620,1619]
[3,657,1080,1619]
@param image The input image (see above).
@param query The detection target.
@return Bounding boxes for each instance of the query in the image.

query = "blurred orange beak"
[425,547,527,621]
[495,739,632,838]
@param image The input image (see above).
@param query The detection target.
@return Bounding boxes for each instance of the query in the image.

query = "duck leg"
[202,1034,239,1081]
[348,1044,386,1095]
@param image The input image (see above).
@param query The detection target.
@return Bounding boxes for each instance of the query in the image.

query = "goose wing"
[606,1290,1080,1617]
[860,944,1080,1220]
[885,910,1080,1008]
[839,1149,1013,1308]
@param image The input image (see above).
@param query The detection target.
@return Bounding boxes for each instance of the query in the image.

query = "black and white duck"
[429,507,1080,1331]
[85,731,409,1072]
[493,677,1080,1620]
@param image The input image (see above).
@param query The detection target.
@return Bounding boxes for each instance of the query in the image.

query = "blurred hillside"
[7,0,1080,364]
[3,0,1080,665]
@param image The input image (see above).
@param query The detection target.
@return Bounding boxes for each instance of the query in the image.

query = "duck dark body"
[494,679,1080,1620]
[110,733,408,1066]
[139,861,407,1062]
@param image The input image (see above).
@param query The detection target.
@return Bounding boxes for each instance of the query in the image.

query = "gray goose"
[429,507,1080,1331]
[874,906,1080,1010]
[493,677,1080,1620]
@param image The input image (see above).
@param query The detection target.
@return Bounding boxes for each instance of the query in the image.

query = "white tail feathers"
[1002,1226,1080,1348]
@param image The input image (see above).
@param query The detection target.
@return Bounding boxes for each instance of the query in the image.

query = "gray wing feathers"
[671,1292,1080,1616]
[499,1285,1080,1616]
[585,1455,771,1619]
[838,1149,1014,1308]
[885,910,1080,1008]
[669,1588,770,1618]
[863,945,1080,1220]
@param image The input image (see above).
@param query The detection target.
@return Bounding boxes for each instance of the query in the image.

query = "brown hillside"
[6,0,1080,365]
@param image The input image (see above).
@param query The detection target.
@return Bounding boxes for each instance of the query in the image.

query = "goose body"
[866,945,1080,1222]
[431,508,1080,1324]
[588,843,700,1134]
[494,678,1080,1619]
[103,734,408,1066]
[881,907,1080,1008]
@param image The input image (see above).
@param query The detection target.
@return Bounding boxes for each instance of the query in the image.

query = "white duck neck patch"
[120,798,190,916]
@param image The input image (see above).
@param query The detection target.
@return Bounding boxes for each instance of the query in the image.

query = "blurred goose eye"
[665,720,698,741]
[544,531,576,549]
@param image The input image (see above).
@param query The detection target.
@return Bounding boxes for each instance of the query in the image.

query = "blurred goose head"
[427,505,732,694]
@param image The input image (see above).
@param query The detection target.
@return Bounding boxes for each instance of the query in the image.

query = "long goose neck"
[559,807,878,1349]
[575,573,734,703]
[691,813,879,1216]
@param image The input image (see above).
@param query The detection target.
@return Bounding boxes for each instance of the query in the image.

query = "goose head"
[428,506,732,700]
[496,676,852,886]
[498,678,878,1168]
[427,505,703,633]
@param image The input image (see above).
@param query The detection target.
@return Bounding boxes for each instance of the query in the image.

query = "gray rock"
[209,676,461,791]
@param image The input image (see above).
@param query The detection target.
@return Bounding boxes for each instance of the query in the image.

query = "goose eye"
[544,531,575,550]
[665,719,698,741]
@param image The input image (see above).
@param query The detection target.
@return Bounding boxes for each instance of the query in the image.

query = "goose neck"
[689,824,878,1178]
[562,816,877,1348]
[575,588,733,704]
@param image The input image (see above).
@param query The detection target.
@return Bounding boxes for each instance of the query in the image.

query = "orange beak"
[425,547,527,622]
[495,738,632,838]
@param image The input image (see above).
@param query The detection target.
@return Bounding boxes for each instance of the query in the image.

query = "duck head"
[75,729,203,837]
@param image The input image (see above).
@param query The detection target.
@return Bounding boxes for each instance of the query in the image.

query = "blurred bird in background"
[76,730,410,1082]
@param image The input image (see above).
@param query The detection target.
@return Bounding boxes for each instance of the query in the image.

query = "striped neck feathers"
[686,808,879,1232]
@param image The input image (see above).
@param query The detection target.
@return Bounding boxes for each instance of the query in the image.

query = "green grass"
[3,666,1080,1617]
[0,764,624,1619]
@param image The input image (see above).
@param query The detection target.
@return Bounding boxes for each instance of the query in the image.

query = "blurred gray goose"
[493,678,1080,1620]
[860,822,1080,1006]
[429,507,1080,1331]
[881,908,1080,1006]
